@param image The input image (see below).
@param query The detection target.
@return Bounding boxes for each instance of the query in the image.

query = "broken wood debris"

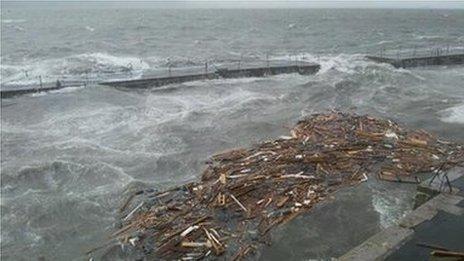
[92,112,464,260]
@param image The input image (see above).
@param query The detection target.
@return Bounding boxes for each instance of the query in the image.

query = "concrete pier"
[99,73,218,89]
[2,63,320,98]
[339,168,464,260]
[101,63,320,89]
[215,64,320,79]
[1,80,87,99]
[366,53,464,68]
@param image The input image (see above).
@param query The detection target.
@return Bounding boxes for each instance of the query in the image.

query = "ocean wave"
[0,53,221,86]
[1,53,151,85]
[270,52,382,75]
[376,40,395,45]
[441,103,464,124]
[85,26,95,32]
[413,34,447,41]
[3,160,134,195]
[30,86,86,97]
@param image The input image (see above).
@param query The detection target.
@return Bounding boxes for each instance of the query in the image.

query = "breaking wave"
[30,86,86,97]
[441,103,464,124]
[0,53,230,86]
[1,53,151,85]
[270,52,391,75]
[413,34,446,40]
[1,51,384,88]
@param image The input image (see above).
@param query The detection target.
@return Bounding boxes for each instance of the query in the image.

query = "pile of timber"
[91,112,464,260]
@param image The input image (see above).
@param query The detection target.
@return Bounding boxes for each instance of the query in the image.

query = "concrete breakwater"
[0,80,88,99]
[99,72,218,89]
[366,53,464,68]
[340,169,464,261]
[1,63,320,98]
[100,63,320,89]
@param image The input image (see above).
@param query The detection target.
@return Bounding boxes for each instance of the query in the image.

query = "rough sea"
[1,3,464,260]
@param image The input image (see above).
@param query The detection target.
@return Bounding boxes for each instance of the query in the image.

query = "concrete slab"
[400,194,463,228]
[385,211,464,261]
[339,170,464,261]
[338,226,413,261]
[414,168,463,209]
[458,199,464,208]
[365,53,464,68]
[452,175,464,188]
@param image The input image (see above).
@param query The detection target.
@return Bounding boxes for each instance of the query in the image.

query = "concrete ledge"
[400,193,463,228]
[366,53,464,68]
[339,226,413,261]
[339,170,464,260]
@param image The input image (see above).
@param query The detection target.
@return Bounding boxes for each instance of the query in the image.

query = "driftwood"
[92,112,464,260]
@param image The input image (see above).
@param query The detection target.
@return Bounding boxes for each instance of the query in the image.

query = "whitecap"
[85,26,95,32]
[376,40,394,45]
[1,52,151,85]
[270,52,380,75]
[2,19,26,24]
[414,34,444,40]
[441,103,464,124]
[30,86,86,97]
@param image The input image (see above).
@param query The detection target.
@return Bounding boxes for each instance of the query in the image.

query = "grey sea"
[1,3,464,260]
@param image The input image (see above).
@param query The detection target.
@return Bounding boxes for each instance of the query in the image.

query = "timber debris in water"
[97,112,464,260]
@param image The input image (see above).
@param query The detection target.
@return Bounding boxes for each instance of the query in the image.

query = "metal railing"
[1,53,312,90]
[375,45,464,59]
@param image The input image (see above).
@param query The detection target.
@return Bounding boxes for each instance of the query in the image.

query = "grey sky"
[2,0,464,9]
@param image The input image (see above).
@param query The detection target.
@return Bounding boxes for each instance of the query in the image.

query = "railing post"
[266,53,269,68]
[85,72,88,87]
[239,54,243,70]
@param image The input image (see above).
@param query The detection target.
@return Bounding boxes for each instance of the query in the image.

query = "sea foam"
[441,103,464,124]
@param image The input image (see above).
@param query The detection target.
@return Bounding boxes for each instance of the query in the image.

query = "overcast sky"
[3,0,464,9]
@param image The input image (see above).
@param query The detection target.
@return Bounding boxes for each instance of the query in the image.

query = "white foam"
[441,103,464,124]
[269,52,377,75]
[1,53,151,85]
[376,40,394,45]
[30,86,85,97]
[413,34,444,40]
[2,19,26,24]
[372,190,413,229]
[85,26,95,32]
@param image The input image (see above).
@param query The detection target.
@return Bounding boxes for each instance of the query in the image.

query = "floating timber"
[366,53,464,68]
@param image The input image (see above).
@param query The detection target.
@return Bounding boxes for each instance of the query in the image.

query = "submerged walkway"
[99,62,320,89]
[1,61,320,98]
[366,53,464,68]
[340,169,464,260]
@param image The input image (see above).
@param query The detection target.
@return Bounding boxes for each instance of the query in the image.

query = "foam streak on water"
[441,103,464,124]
